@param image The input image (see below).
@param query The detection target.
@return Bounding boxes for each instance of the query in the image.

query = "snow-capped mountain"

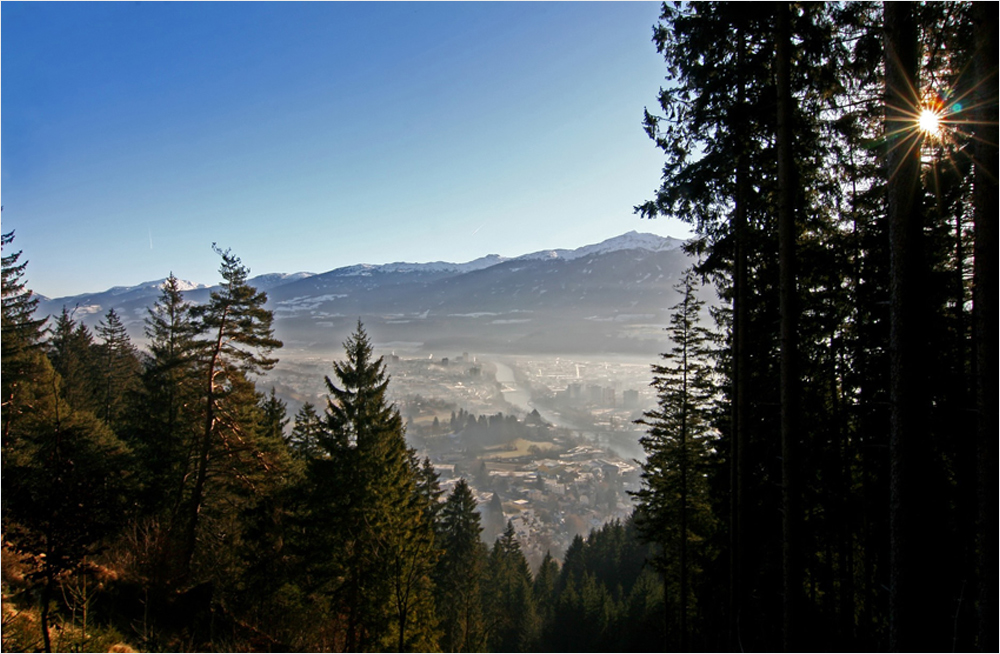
[240,272,316,291]
[331,253,508,277]
[311,231,682,277]
[37,232,699,356]
[518,231,684,262]
[37,273,310,329]
[107,278,207,297]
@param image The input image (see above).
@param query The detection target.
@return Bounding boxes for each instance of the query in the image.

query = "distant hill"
[38,232,705,357]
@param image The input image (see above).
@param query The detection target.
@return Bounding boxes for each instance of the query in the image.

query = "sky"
[2,2,689,299]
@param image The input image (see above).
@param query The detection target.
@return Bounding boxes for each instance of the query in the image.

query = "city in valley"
[268,345,659,569]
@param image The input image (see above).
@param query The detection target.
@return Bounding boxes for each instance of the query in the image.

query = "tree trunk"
[178,316,226,581]
[973,3,998,651]
[730,20,749,653]
[776,3,801,650]
[883,4,929,650]
[40,564,54,653]
[679,287,690,653]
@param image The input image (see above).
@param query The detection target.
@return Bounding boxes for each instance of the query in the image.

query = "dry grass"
[482,438,559,459]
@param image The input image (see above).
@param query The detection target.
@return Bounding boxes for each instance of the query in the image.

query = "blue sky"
[2,2,688,298]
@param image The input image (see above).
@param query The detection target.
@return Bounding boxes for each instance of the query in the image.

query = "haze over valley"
[39,231,696,358]
[7,2,988,649]
[36,230,702,561]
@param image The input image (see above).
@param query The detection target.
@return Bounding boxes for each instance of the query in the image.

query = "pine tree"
[95,307,141,433]
[637,7,787,646]
[436,478,488,653]
[318,321,438,652]
[415,453,444,528]
[545,523,638,653]
[178,246,283,579]
[533,550,559,633]
[484,521,539,652]
[135,274,202,518]
[973,3,998,650]
[633,269,717,651]
[0,232,44,347]
[47,308,102,416]
[258,387,289,444]
[4,394,134,652]
[1,231,47,444]
[775,5,804,648]
[228,385,307,650]
[637,3,989,649]
[883,4,939,650]
[1,237,133,653]
[288,401,327,459]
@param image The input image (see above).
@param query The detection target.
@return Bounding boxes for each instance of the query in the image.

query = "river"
[492,360,645,460]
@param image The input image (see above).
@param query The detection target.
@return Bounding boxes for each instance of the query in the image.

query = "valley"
[268,344,658,566]
[36,231,697,563]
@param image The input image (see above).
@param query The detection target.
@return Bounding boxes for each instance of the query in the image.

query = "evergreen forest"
[1,2,996,652]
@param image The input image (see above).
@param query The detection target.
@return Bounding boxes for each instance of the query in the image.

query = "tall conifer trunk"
[679,283,691,652]
[178,326,224,579]
[776,3,801,650]
[173,248,280,583]
[883,4,928,650]
[973,2,998,651]
[730,20,749,652]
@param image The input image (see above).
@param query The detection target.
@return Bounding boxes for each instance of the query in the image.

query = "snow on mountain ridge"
[97,273,311,297]
[572,231,683,257]
[45,232,684,300]
[248,272,316,290]
[332,254,509,277]
[333,232,684,275]
[517,231,684,262]
[106,278,208,296]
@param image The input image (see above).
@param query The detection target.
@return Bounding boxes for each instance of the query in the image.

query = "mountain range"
[38,231,702,357]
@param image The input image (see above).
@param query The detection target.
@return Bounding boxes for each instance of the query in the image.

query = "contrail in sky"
[471,222,486,236]
[149,227,153,249]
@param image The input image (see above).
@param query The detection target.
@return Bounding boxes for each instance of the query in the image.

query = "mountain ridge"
[37,231,698,357]
[41,231,685,304]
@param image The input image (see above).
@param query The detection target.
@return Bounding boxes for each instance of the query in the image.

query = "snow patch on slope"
[519,231,684,262]
[105,278,208,296]
[332,254,508,277]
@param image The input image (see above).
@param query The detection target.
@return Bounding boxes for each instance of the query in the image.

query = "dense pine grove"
[1,2,996,652]
[633,3,995,651]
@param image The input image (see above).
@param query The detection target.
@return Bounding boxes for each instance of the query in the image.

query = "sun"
[918,107,942,137]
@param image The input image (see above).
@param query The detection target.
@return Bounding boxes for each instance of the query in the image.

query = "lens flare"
[918,108,941,137]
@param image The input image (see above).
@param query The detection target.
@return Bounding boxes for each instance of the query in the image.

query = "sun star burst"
[918,108,942,137]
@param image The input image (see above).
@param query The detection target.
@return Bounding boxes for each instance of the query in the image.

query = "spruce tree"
[1,237,133,652]
[1,231,47,444]
[883,4,938,649]
[258,387,289,444]
[484,521,539,652]
[288,401,327,459]
[973,3,998,649]
[95,307,141,433]
[319,321,438,652]
[533,550,559,632]
[48,308,102,416]
[135,274,201,519]
[633,269,717,651]
[415,453,444,528]
[637,3,990,649]
[436,478,488,653]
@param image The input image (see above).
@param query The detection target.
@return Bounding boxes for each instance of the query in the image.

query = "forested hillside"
[2,2,996,653]
[632,2,995,651]
[0,240,663,652]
